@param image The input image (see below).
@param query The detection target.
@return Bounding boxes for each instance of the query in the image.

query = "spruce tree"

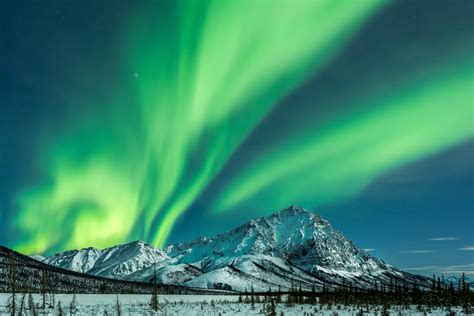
[309,284,317,305]
[40,269,48,310]
[69,292,77,315]
[115,294,122,316]
[8,263,17,316]
[150,284,159,312]
[267,298,277,316]
[461,273,471,314]
[18,293,26,316]
[150,267,159,312]
[250,284,256,309]
[298,283,303,304]
[57,301,63,316]
[447,281,455,309]
[27,290,35,312]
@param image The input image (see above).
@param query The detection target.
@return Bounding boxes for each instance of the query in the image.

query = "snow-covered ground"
[0,294,466,315]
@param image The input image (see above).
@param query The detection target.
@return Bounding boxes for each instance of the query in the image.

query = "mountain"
[0,245,208,294]
[44,240,168,278]
[44,247,101,274]
[43,206,429,292]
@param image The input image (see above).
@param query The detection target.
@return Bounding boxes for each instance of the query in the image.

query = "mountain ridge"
[42,206,429,291]
[0,245,213,294]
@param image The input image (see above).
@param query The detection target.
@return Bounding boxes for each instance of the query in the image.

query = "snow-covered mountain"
[44,247,102,274]
[43,206,428,291]
[44,240,168,278]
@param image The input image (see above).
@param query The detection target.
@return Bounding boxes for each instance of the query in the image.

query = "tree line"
[0,246,225,295]
[238,275,473,314]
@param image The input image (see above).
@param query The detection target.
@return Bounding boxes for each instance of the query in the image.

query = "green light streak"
[14,0,382,253]
[141,1,383,246]
[212,59,474,214]
[16,153,140,252]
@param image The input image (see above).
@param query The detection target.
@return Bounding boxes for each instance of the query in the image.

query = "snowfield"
[0,294,467,315]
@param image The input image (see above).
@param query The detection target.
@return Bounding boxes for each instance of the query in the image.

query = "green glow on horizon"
[13,0,382,253]
[212,59,474,214]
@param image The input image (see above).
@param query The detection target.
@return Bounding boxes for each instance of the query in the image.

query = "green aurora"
[212,58,474,213]
[4,0,473,257]
[13,0,383,253]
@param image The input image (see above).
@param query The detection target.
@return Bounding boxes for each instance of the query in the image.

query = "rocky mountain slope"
[43,206,429,292]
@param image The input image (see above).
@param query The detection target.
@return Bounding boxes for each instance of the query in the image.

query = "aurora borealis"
[1,0,473,276]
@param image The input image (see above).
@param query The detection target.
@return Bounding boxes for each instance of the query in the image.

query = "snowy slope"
[44,206,428,291]
[44,240,168,278]
[44,247,102,274]
[88,240,169,278]
[29,254,46,262]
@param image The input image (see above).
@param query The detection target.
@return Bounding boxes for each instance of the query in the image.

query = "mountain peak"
[126,240,152,248]
[270,205,326,225]
[276,205,308,215]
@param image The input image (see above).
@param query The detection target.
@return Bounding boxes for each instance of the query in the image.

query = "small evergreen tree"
[309,284,316,304]
[267,298,277,316]
[57,300,63,316]
[250,284,256,309]
[69,292,77,314]
[18,293,26,316]
[461,273,471,314]
[49,291,55,308]
[115,294,122,316]
[40,269,49,310]
[276,291,281,304]
[7,263,17,316]
[150,273,159,312]
[27,290,35,313]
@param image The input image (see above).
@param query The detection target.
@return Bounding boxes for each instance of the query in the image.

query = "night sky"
[1,0,473,277]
